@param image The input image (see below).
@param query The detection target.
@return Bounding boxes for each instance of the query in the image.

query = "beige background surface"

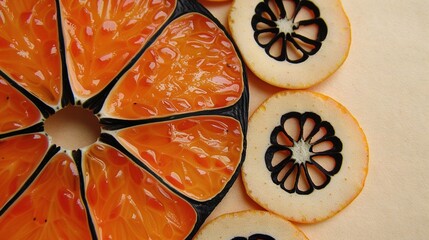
[200,0,429,239]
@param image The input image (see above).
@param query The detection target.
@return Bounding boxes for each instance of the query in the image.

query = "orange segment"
[104,13,243,119]
[83,143,197,239]
[0,153,92,239]
[0,0,62,105]
[60,0,176,98]
[0,134,49,208]
[0,78,41,133]
[116,116,243,201]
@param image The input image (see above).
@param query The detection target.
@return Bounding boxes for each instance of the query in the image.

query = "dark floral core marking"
[252,0,328,63]
[265,112,342,195]
[232,233,275,240]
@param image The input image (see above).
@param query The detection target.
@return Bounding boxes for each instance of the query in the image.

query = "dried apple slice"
[228,0,351,88]
[243,90,368,223]
[194,210,308,239]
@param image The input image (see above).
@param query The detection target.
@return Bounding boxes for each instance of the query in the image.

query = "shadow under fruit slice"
[194,210,308,240]
[228,0,351,89]
[243,90,368,223]
[0,0,248,239]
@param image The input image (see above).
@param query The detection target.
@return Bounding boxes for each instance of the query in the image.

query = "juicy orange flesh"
[0,78,41,133]
[116,116,243,201]
[60,0,175,98]
[0,153,92,239]
[105,13,243,119]
[0,134,49,208]
[83,143,197,239]
[0,0,62,106]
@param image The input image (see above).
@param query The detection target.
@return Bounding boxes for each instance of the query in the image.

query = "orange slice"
[228,0,351,89]
[243,90,368,223]
[194,210,309,239]
[0,0,248,239]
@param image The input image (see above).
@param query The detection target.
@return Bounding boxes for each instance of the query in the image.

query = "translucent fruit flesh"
[0,134,49,208]
[243,90,368,223]
[105,13,243,119]
[228,0,351,89]
[83,144,197,239]
[0,0,62,105]
[116,116,243,201]
[60,0,176,99]
[0,78,41,133]
[0,153,92,239]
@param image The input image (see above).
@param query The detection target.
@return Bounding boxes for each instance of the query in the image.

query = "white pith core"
[44,106,101,150]
[275,18,295,35]
[290,140,312,164]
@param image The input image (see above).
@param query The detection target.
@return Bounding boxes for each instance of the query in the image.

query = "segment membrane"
[0,0,62,105]
[83,143,197,239]
[116,116,243,201]
[104,13,243,119]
